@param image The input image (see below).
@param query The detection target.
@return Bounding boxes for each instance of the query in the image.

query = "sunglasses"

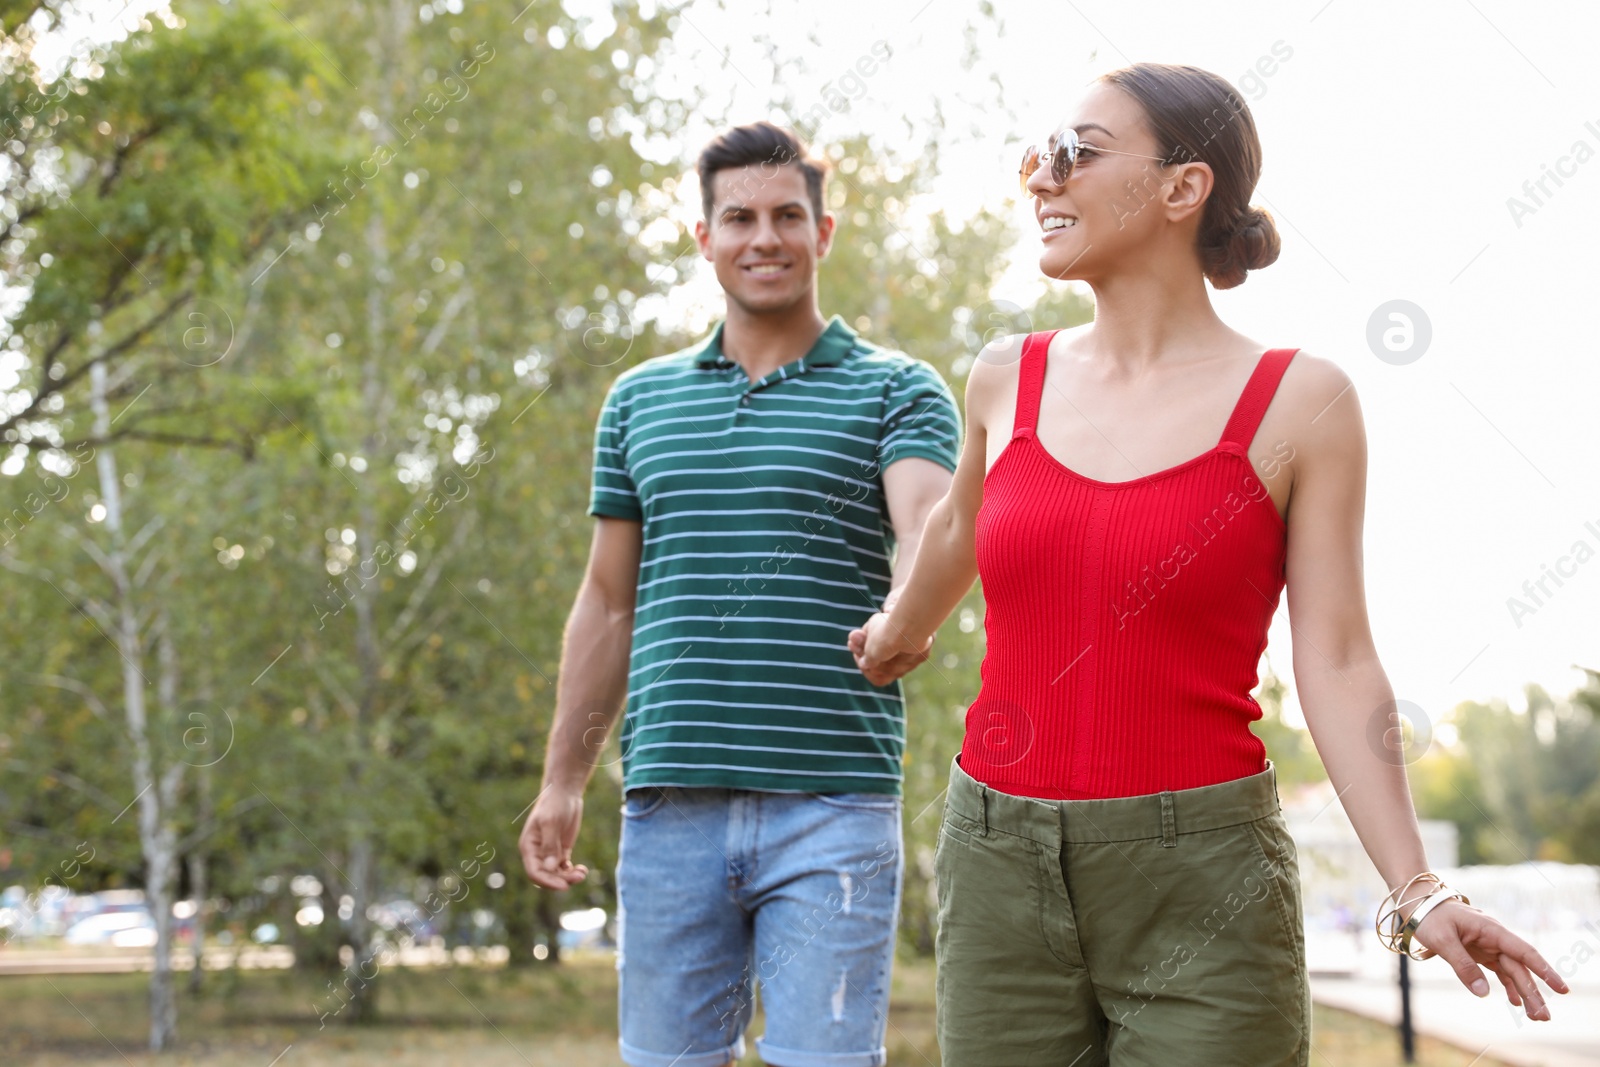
[1019,127,1172,196]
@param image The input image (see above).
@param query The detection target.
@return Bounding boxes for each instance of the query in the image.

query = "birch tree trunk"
[187,762,211,995]
[337,0,407,1023]
[90,359,183,1051]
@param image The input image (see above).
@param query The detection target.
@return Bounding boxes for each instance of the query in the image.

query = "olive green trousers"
[934,756,1310,1066]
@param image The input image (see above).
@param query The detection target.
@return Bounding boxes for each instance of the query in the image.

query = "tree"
[1410,675,1600,864]
[0,4,330,1051]
[1,3,329,457]
[199,0,676,1014]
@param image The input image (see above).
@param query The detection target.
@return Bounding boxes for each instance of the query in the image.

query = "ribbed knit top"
[959,331,1299,800]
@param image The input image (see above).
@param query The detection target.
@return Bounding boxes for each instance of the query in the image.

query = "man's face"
[695,163,834,316]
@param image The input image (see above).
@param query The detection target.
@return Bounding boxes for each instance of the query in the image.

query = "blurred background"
[0,0,1595,1063]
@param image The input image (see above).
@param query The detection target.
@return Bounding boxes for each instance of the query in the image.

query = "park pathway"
[1308,929,1600,1067]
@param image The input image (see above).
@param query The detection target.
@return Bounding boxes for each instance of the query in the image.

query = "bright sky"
[626,0,1600,731]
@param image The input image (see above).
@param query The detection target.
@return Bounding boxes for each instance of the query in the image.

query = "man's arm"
[852,341,1001,685]
[882,456,955,606]
[518,516,642,890]
[868,456,956,679]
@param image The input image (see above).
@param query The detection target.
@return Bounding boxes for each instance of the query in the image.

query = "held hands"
[518,785,589,890]
[848,608,934,687]
[1412,899,1569,1020]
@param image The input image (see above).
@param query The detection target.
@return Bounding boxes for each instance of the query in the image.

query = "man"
[519,122,960,1067]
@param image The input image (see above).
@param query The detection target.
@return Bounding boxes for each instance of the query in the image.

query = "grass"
[3,955,1514,1066]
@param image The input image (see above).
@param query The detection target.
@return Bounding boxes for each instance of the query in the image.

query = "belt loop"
[1159,791,1177,848]
[978,783,990,836]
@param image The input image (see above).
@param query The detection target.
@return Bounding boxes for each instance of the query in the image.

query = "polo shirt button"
[738,396,749,405]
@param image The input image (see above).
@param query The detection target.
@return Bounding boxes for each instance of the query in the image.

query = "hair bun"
[1204,206,1281,290]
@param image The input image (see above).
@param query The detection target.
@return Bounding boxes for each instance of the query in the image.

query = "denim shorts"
[935,756,1309,1066]
[616,786,903,1067]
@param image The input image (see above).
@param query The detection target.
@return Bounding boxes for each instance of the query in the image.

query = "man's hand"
[519,785,589,890]
[848,611,933,687]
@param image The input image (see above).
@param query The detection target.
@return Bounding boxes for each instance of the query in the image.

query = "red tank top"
[960,332,1298,800]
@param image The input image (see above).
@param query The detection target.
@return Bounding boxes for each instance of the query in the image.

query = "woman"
[850,63,1566,1065]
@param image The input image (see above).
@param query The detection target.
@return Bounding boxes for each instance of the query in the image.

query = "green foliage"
[1250,669,1329,791]
[1411,677,1600,864]
[0,0,681,1014]
[1,3,333,453]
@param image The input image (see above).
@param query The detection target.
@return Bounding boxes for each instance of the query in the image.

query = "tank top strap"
[1218,348,1299,450]
[1012,330,1060,438]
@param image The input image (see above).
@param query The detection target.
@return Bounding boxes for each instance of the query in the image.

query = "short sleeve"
[588,382,641,521]
[878,359,962,473]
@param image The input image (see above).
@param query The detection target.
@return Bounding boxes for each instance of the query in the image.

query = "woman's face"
[1026,84,1176,283]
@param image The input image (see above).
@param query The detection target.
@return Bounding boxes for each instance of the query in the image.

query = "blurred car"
[60,889,146,933]
[369,900,439,947]
[557,907,613,952]
[64,909,157,948]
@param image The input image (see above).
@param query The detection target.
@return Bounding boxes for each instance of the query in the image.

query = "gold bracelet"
[1375,872,1446,954]
[1397,888,1470,961]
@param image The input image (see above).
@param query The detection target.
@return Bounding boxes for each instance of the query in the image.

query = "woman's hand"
[1412,898,1570,1020]
[848,611,933,687]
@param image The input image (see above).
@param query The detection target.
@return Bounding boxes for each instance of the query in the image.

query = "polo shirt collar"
[693,315,858,369]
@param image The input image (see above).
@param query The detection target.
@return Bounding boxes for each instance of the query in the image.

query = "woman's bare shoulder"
[964,333,1025,427]
[1277,349,1357,421]
[1260,349,1365,465]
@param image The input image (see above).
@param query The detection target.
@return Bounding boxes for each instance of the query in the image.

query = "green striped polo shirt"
[588,315,961,795]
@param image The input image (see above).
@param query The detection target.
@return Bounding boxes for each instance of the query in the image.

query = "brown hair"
[1099,63,1280,289]
[696,122,830,225]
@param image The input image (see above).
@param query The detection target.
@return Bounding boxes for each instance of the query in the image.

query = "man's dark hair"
[697,122,830,225]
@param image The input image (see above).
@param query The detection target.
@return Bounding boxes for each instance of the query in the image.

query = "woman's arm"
[1283,356,1568,1020]
[850,339,1009,685]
